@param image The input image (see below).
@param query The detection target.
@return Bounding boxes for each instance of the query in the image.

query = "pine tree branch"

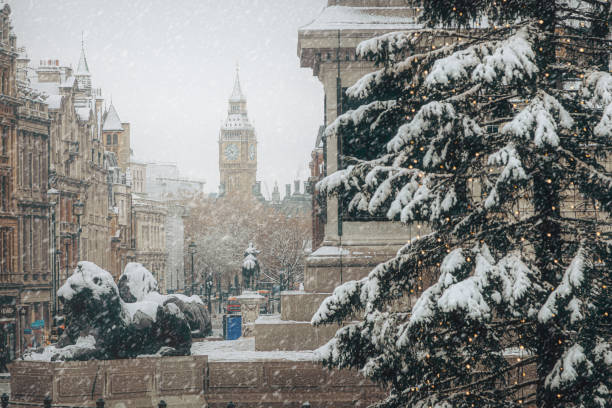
[437,356,538,396]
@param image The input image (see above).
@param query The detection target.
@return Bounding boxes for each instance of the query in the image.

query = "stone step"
[254,321,340,351]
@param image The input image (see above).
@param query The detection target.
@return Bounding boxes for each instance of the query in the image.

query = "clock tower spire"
[218,65,257,196]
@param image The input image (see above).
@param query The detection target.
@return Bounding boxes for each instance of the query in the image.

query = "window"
[113,134,118,144]
[0,175,7,211]
[0,227,13,280]
[1,127,6,155]
[107,134,111,145]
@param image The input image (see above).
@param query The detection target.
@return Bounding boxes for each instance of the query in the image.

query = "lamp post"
[188,241,196,296]
[72,200,84,262]
[47,189,59,321]
[216,273,222,314]
[205,273,213,313]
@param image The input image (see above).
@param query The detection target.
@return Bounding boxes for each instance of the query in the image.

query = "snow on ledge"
[301,6,420,31]
[255,315,311,325]
[310,246,350,257]
[191,338,317,362]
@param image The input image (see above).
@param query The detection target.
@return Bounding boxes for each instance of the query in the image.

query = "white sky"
[8,0,327,197]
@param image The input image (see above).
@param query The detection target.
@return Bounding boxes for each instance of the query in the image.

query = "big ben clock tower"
[219,65,258,196]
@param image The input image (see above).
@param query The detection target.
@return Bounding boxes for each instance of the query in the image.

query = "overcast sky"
[8,0,327,197]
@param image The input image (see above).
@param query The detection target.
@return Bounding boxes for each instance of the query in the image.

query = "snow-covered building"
[271,181,311,217]
[106,152,135,282]
[132,195,168,292]
[164,203,187,293]
[144,162,204,201]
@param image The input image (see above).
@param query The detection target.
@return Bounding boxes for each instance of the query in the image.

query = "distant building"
[145,162,204,201]
[106,152,135,281]
[272,181,311,217]
[164,203,187,293]
[128,161,201,293]
[132,195,168,292]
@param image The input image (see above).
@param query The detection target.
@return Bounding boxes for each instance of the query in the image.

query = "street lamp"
[216,273,222,314]
[72,200,85,261]
[188,241,196,296]
[206,273,213,313]
[47,188,59,321]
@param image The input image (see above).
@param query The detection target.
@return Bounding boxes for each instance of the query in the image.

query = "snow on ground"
[191,338,316,362]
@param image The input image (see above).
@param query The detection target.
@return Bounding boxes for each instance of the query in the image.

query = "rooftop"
[103,103,123,131]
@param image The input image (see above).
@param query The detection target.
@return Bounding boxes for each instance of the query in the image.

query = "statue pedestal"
[237,291,265,337]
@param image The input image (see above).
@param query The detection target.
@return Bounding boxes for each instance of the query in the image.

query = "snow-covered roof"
[76,107,90,121]
[46,95,63,110]
[103,103,123,131]
[301,6,420,31]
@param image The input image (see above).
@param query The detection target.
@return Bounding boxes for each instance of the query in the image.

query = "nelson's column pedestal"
[255,0,428,351]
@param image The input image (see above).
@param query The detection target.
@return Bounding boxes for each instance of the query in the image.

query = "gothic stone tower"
[102,102,131,171]
[218,67,257,196]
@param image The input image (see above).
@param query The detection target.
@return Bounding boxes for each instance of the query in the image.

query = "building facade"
[0,3,23,360]
[15,59,52,350]
[218,67,257,196]
[106,152,135,281]
[132,196,167,292]
[164,203,186,293]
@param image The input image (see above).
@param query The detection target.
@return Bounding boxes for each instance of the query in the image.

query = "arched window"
[113,134,118,145]
[106,134,111,145]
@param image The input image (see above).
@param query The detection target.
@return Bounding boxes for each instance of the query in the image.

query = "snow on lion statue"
[25,261,209,361]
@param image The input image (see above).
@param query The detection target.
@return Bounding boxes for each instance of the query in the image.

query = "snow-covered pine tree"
[242,243,261,290]
[312,1,611,407]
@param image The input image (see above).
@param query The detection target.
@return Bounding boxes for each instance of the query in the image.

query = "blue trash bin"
[226,315,242,340]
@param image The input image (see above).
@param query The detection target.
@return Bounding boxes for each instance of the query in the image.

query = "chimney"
[285,184,291,198]
[294,181,300,195]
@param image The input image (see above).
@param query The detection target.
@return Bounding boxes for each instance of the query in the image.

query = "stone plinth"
[255,320,340,351]
[304,246,395,293]
[8,356,208,408]
[280,292,330,322]
[237,291,266,337]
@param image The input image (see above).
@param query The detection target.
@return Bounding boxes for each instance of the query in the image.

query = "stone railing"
[9,356,208,408]
[9,357,383,408]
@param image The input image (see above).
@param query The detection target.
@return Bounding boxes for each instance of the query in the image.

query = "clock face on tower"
[249,144,256,161]
[224,143,239,161]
